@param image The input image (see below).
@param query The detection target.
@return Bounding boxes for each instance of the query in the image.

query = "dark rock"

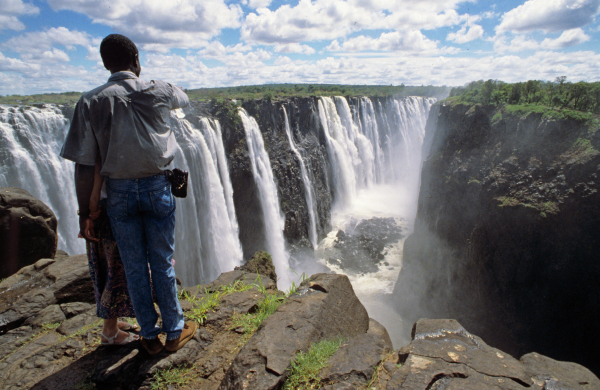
[24,304,66,327]
[330,217,403,273]
[0,253,93,334]
[367,318,393,351]
[220,273,369,390]
[521,352,600,389]
[394,102,600,375]
[385,319,599,390]
[235,251,278,283]
[0,187,58,279]
[56,309,96,336]
[319,333,390,388]
[60,302,93,318]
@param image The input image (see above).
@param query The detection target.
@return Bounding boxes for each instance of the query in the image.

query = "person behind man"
[61,34,197,355]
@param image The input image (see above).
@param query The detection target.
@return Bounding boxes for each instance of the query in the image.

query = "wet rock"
[332,217,403,273]
[0,187,58,279]
[521,352,600,390]
[220,273,369,390]
[394,102,600,374]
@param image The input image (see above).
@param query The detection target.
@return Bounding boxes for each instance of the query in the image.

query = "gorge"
[1,92,599,380]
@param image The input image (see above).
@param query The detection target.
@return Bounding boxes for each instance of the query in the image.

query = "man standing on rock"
[60,34,197,355]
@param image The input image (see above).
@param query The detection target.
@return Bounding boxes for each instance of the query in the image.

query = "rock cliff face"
[393,102,600,374]
[209,98,332,258]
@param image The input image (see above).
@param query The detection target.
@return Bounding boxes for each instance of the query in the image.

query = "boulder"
[219,273,369,390]
[385,319,599,390]
[0,187,58,279]
[234,251,278,285]
[0,253,93,334]
[319,333,390,388]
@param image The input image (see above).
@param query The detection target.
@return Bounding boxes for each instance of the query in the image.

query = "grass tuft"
[151,364,194,390]
[283,337,344,390]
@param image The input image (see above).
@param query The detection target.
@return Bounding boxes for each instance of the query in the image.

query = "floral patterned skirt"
[86,200,136,319]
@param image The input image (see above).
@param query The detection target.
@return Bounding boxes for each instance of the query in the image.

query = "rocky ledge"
[1,252,598,390]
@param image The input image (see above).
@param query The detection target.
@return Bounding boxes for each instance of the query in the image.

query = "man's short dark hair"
[100,34,138,71]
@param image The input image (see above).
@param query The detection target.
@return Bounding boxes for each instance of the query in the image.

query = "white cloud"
[325,30,439,53]
[497,0,600,33]
[47,0,243,52]
[2,27,95,63]
[495,28,591,52]
[241,0,472,45]
[241,0,272,9]
[0,51,41,72]
[0,0,39,31]
[541,28,591,49]
[447,24,484,44]
[273,43,316,55]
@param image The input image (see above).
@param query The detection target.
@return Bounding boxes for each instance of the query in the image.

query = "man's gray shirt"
[61,71,189,179]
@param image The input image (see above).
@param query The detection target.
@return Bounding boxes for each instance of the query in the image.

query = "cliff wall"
[393,102,600,374]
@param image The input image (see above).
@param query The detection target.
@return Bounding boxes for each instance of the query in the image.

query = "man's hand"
[78,216,99,242]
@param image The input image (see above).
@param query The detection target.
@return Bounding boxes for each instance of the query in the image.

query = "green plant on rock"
[496,196,520,207]
[283,337,344,390]
[231,292,285,342]
[183,289,223,325]
[151,364,194,390]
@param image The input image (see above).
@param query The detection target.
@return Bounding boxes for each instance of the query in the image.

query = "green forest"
[447,78,600,115]
[0,84,449,106]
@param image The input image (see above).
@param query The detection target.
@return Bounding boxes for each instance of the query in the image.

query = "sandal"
[101,330,139,346]
[118,321,139,332]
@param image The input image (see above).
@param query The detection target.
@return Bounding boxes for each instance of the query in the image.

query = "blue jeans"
[106,173,184,340]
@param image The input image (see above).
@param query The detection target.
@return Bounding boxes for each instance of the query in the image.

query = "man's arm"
[170,84,189,110]
[75,163,97,242]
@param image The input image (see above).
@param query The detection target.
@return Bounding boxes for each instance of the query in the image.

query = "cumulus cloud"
[447,24,484,44]
[241,0,272,9]
[0,0,39,31]
[241,0,471,44]
[497,0,600,33]
[47,0,243,52]
[273,43,316,55]
[325,30,439,53]
[495,28,591,52]
[2,27,94,63]
[1,27,96,66]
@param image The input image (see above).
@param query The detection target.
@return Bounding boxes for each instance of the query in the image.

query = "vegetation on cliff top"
[0,83,450,106]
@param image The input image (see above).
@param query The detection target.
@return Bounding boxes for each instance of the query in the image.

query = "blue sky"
[1,0,599,95]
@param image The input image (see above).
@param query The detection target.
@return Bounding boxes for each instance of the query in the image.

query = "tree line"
[448,78,600,114]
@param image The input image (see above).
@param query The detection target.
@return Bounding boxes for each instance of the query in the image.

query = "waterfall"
[318,96,435,209]
[238,108,291,288]
[282,106,318,248]
[0,104,84,256]
[170,112,243,286]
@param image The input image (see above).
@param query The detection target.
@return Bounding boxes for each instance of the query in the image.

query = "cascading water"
[0,104,83,256]
[238,108,291,288]
[282,106,318,249]
[0,104,243,287]
[170,111,243,286]
[315,95,435,347]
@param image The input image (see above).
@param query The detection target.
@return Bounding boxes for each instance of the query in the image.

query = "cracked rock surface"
[383,319,599,390]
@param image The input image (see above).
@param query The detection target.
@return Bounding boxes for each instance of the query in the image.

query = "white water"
[0,104,83,256]
[238,108,292,288]
[282,106,318,249]
[0,104,243,286]
[170,111,243,285]
[314,96,435,348]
